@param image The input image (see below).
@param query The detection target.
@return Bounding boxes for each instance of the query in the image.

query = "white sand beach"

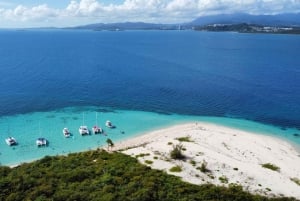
[112,122,300,198]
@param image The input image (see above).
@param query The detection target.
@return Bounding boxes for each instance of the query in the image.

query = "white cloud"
[0,0,300,27]
[1,4,59,22]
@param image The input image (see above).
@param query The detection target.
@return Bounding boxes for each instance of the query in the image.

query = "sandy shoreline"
[112,122,300,198]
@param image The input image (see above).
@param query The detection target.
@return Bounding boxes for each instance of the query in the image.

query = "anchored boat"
[36,138,47,146]
[93,112,103,134]
[63,128,71,138]
[79,113,89,135]
[5,137,17,146]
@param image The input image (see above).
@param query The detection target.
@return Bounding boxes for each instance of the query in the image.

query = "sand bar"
[113,122,300,198]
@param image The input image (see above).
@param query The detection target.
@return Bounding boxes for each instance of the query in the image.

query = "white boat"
[5,137,17,146]
[36,138,47,146]
[79,113,89,135]
[105,120,115,128]
[79,126,89,135]
[93,112,103,134]
[63,128,71,138]
[93,125,102,134]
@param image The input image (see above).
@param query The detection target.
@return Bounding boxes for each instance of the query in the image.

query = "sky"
[0,0,300,28]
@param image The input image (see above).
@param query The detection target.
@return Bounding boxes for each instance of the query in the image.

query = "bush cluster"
[0,150,297,201]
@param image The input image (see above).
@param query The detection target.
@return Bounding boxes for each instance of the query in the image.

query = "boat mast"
[82,113,85,125]
[39,121,41,136]
[96,112,98,126]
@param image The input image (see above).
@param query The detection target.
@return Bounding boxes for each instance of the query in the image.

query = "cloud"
[1,4,59,22]
[1,0,300,27]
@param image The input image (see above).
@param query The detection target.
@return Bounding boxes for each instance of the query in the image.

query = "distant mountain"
[190,13,300,26]
[72,22,179,30]
[69,13,300,31]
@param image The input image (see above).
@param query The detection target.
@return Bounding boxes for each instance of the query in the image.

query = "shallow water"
[1,106,299,166]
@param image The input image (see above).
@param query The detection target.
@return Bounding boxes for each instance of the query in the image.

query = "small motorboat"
[63,128,71,138]
[5,137,17,146]
[36,138,47,146]
[105,120,115,128]
[79,126,89,135]
[92,125,103,134]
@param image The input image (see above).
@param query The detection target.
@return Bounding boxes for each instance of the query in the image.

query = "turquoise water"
[1,106,299,166]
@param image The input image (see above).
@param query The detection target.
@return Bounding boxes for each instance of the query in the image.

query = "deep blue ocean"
[0,29,299,128]
[0,29,300,165]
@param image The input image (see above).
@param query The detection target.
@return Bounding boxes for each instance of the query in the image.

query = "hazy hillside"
[71,13,300,30]
[190,13,300,26]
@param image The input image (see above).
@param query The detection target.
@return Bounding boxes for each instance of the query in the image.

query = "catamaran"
[36,122,48,146]
[36,137,47,146]
[79,113,89,135]
[93,112,103,134]
[5,137,17,146]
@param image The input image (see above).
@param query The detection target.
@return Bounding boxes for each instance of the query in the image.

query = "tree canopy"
[0,149,297,201]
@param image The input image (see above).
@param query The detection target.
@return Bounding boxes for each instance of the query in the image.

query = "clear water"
[0,30,299,166]
[1,106,299,166]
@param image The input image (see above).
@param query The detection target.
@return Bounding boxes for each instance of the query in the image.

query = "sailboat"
[79,113,89,135]
[5,137,17,146]
[36,122,47,147]
[93,112,103,134]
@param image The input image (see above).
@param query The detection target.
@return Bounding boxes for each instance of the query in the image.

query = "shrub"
[197,160,209,173]
[261,163,280,172]
[144,160,153,165]
[219,176,229,184]
[176,136,193,142]
[135,153,150,158]
[170,144,185,160]
[290,178,300,186]
[233,168,238,171]
[190,160,196,166]
[167,142,173,145]
[169,166,182,172]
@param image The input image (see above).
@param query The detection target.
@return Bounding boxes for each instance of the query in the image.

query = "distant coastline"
[193,23,300,35]
[64,12,300,35]
[68,23,300,35]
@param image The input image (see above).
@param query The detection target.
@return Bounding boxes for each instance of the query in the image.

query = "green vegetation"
[106,138,114,150]
[135,153,150,158]
[290,178,300,186]
[144,160,153,165]
[176,136,193,142]
[167,142,173,145]
[197,160,209,173]
[261,163,280,172]
[169,166,182,172]
[170,143,185,160]
[219,176,229,184]
[0,150,296,201]
[190,160,196,166]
